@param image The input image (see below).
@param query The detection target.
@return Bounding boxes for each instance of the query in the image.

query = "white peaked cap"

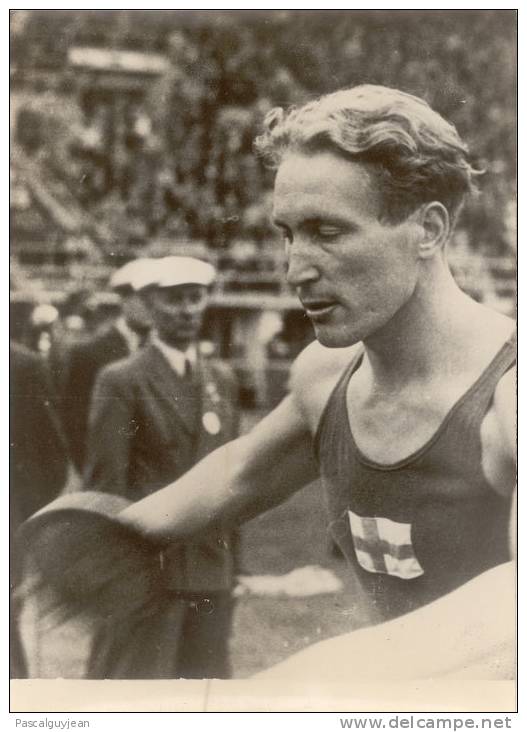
[152,256,216,288]
[110,258,159,292]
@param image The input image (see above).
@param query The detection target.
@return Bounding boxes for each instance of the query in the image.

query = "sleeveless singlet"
[314,334,516,627]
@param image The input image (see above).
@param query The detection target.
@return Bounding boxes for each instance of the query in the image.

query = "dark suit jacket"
[83,343,240,592]
[10,342,70,680]
[60,324,131,472]
[10,343,69,532]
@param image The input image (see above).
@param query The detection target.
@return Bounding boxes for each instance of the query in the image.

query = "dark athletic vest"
[315,335,516,627]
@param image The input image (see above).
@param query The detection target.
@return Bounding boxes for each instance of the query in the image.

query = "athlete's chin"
[312,324,361,349]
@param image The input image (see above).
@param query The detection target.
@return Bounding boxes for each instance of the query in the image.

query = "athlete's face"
[273,151,422,348]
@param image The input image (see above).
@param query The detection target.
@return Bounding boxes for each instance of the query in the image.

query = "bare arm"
[120,392,318,543]
[119,340,356,543]
[494,366,516,460]
[493,366,516,556]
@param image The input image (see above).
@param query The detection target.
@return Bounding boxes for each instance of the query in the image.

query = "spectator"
[24,303,59,357]
[10,341,70,678]
[60,258,156,472]
[83,256,241,679]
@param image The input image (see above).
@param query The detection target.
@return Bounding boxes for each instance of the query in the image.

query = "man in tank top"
[39,85,517,679]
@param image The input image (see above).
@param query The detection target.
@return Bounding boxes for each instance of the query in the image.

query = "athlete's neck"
[362,265,487,389]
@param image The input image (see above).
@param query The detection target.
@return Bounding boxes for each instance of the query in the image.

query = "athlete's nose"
[286,242,319,287]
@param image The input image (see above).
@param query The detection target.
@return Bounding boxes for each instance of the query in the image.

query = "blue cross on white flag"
[347,509,424,580]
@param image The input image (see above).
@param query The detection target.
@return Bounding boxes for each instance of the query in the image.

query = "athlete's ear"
[416,201,450,259]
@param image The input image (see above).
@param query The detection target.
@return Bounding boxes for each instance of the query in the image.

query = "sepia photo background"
[9,7,517,712]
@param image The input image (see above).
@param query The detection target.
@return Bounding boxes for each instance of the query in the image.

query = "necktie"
[138,330,150,348]
[184,357,192,380]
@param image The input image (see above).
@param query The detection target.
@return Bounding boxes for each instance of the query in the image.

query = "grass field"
[231,478,370,678]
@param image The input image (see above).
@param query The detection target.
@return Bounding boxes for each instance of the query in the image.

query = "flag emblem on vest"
[347,510,424,580]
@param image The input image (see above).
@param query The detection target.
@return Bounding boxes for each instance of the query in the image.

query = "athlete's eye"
[316,225,341,239]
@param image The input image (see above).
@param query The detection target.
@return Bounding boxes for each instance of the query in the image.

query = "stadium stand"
[10,10,516,402]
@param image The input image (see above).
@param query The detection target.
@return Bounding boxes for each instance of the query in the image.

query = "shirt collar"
[151,333,197,377]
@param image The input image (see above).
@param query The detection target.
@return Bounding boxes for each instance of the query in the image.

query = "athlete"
[33,85,518,678]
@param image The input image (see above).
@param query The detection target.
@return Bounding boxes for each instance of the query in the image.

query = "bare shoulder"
[463,301,515,363]
[289,339,362,434]
[485,309,516,458]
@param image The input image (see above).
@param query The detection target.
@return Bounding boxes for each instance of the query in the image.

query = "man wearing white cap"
[61,258,155,471]
[83,256,240,680]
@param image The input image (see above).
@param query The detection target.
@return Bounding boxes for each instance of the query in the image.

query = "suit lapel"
[194,358,229,458]
[143,344,200,436]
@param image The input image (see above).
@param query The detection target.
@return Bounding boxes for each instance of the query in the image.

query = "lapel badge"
[206,382,221,404]
[202,411,221,435]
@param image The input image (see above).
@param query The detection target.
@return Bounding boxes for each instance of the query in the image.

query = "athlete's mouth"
[301,300,338,318]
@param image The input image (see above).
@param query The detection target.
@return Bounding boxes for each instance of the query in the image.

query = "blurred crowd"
[11,10,516,259]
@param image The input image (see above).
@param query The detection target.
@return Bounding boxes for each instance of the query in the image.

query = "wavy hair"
[255,85,481,224]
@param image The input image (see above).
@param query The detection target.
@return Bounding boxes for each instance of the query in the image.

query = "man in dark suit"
[83,256,241,679]
[10,341,70,677]
[60,259,156,472]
